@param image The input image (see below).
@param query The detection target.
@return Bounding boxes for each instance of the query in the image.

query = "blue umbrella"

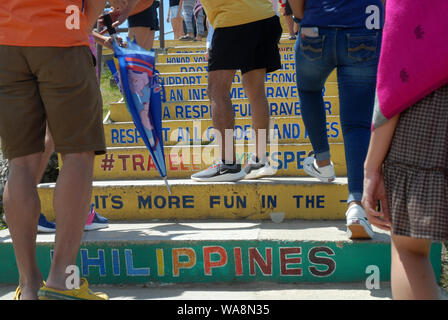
[104,14,171,193]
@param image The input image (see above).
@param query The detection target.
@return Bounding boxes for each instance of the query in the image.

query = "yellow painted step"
[159,69,337,85]
[80,143,347,180]
[157,50,298,64]
[102,36,295,56]
[104,116,342,147]
[157,61,298,73]
[163,40,295,54]
[164,82,338,102]
[37,177,349,221]
[108,97,340,122]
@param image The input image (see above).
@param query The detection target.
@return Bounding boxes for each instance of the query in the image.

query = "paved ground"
[1,281,448,300]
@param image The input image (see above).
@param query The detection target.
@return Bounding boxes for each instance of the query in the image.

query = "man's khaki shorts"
[0,45,106,160]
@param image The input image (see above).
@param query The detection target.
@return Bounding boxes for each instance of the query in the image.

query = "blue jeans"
[295,27,382,204]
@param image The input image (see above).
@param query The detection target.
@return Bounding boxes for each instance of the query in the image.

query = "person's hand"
[167,16,170,23]
[98,8,122,32]
[204,49,209,61]
[362,170,392,231]
[103,35,125,49]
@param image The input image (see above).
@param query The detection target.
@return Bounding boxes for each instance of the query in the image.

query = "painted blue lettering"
[125,249,150,276]
[81,249,106,277]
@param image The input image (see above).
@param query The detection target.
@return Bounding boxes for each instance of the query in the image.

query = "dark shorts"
[284,1,293,16]
[0,46,106,160]
[208,15,282,74]
[128,2,160,30]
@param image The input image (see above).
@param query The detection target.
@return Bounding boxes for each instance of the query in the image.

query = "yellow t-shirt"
[201,0,275,29]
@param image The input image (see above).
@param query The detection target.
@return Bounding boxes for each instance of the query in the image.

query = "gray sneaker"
[303,151,335,183]
[191,161,246,182]
[243,154,276,179]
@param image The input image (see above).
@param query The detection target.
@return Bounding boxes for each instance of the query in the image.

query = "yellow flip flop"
[37,278,108,300]
[14,281,46,300]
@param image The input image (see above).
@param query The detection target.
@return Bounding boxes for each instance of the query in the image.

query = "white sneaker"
[346,204,374,239]
[243,154,276,180]
[303,152,335,183]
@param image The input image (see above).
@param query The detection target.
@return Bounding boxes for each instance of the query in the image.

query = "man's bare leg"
[129,27,155,50]
[44,151,94,290]
[35,124,55,185]
[242,68,270,160]
[3,152,44,299]
[208,69,237,163]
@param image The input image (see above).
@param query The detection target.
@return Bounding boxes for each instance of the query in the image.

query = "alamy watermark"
[65,5,81,30]
[365,5,381,30]
[365,265,380,290]
[65,265,81,290]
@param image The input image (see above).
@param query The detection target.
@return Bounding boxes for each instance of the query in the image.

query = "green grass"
[99,67,123,119]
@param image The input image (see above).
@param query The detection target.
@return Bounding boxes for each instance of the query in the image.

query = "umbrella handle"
[102,13,118,43]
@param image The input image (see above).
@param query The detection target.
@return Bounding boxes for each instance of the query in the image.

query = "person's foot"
[303,151,335,182]
[243,154,276,179]
[179,35,194,41]
[191,161,246,182]
[37,213,56,233]
[14,280,45,300]
[346,203,374,239]
[84,204,109,231]
[38,278,108,300]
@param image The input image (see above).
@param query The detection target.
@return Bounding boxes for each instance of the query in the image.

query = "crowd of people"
[0,0,447,301]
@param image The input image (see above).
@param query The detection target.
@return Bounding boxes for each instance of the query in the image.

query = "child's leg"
[391,234,439,299]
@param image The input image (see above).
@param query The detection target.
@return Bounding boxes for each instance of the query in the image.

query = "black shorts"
[128,2,159,30]
[208,15,282,74]
[284,1,293,16]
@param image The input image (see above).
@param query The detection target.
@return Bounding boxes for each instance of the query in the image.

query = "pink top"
[372,0,448,129]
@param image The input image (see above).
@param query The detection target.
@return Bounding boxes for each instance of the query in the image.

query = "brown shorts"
[0,45,106,160]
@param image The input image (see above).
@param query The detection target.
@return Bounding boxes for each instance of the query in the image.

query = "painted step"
[38,178,351,221]
[157,61,298,74]
[104,116,343,147]
[163,40,295,54]
[163,82,338,102]
[160,69,337,85]
[157,50,298,64]
[0,221,442,285]
[85,143,347,180]
[38,177,350,221]
[109,97,340,122]
[101,34,295,57]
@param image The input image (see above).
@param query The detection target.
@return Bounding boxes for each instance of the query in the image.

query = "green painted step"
[104,116,343,147]
[108,97,340,122]
[83,143,347,180]
[38,177,350,221]
[0,221,442,285]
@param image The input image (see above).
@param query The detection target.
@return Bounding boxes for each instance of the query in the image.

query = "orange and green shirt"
[0,0,89,47]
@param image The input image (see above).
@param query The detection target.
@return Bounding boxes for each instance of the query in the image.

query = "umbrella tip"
[164,178,172,195]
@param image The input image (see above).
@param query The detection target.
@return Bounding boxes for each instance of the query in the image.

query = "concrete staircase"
[0,34,443,298]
